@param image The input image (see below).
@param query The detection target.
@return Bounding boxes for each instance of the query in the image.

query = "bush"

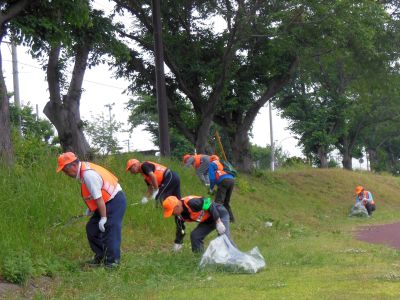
[2,252,33,284]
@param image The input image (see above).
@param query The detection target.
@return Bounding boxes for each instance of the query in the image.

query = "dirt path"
[355,222,400,249]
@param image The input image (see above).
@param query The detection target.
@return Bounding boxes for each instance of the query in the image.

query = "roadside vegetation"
[1,152,400,299]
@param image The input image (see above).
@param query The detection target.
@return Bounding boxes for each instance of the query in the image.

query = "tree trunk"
[194,114,214,154]
[317,146,329,168]
[231,127,252,172]
[43,45,91,159]
[0,36,13,166]
[367,148,378,171]
[340,137,353,170]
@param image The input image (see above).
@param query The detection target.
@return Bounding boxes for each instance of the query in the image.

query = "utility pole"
[11,43,22,135]
[152,0,170,156]
[269,101,275,171]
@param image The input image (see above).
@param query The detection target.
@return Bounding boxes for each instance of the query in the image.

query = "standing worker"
[183,154,218,187]
[208,157,235,223]
[355,185,376,216]
[57,152,127,268]
[162,195,232,252]
[126,158,181,205]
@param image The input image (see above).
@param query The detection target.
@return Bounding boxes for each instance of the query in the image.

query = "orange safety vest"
[213,160,228,181]
[80,162,119,212]
[358,190,375,205]
[193,154,204,168]
[140,161,167,186]
[182,195,210,223]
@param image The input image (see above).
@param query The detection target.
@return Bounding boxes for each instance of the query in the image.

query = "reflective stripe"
[202,197,211,210]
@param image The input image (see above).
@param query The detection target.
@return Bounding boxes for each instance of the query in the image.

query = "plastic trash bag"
[199,235,266,273]
[349,202,369,217]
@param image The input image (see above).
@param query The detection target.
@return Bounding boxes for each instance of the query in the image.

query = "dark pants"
[86,191,127,264]
[365,202,376,216]
[215,178,235,222]
[190,204,232,252]
[157,170,181,203]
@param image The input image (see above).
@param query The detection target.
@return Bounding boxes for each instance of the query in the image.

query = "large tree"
[10,0,128,158]
[276,0,399,169]
[0,0,39,166]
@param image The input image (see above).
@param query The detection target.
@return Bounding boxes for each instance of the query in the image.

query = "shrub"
[2,252,33,284]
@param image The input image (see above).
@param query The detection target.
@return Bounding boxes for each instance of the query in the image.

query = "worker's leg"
[215,178,235,222]
[102,192,127,265]
[365,202,376,215]
[86,212,105,261]
[190,223,214,252]
[158,171,181,203]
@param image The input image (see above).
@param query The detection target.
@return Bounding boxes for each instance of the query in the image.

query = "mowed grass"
[1,153,400,299]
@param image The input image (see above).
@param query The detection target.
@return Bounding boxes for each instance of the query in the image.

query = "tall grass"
[2,153,400,298]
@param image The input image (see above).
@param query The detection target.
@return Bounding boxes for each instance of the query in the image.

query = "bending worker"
[355,185,376,216]
[126,158,181,204]
[162,195,232,252]
[183,154,218,187]
[209,157,235,222]
[57,152,127,268]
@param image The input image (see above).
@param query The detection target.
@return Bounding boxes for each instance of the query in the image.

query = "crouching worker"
[57,152,127,268]
[126,159,181,205]
[355,185,376,216]
[162,195,233,253]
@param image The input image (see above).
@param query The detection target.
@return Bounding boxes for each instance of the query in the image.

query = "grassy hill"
[1,153,400,299]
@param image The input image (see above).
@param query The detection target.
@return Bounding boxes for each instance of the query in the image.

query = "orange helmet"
[56,152,78,173]
[183,154,191,164]
[355,185,364,194]
[126,159,140,171]
[162,196,180,218]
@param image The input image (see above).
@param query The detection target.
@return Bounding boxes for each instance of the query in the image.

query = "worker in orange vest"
[183,154,218,187]
[209,157,235,222]
[126,158,181,205]
[162,195,232,252]
[355,185,376,216]
[57,152,127,268]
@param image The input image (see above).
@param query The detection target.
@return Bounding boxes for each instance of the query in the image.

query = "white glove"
[84,208,93,216]
[141,196,149,204]
[99,217,107,232]
[216,220,226,234]
[173,243,183,252]
[151,189,159,200]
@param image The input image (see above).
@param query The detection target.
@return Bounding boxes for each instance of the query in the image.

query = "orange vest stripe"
[183,195,210,222]
[193,155,203,168]
[362,190,375,205]
[213,160,227,181]
[80,162,119,211]
[141,161,167,185]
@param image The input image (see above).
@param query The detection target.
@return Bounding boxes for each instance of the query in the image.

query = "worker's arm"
[174,216,186,244]
[95,197,107,218]
[95,197,107,232]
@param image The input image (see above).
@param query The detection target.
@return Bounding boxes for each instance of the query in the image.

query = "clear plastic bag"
[199,235,266,273]
[349,202,369,217]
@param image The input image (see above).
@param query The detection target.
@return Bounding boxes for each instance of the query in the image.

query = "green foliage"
[9,103,54,142]
[1,251,33,284]
[83,107,123,155]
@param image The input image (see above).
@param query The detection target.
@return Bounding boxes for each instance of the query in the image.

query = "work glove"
[172,243,183,252]
[84,208,93,216]
[151,189,159,200]
[216,220,226,235]
[99,217,107,232]
[141,196,149,204]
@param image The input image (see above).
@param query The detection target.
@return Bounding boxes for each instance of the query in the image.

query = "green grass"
[1,153,400,299]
